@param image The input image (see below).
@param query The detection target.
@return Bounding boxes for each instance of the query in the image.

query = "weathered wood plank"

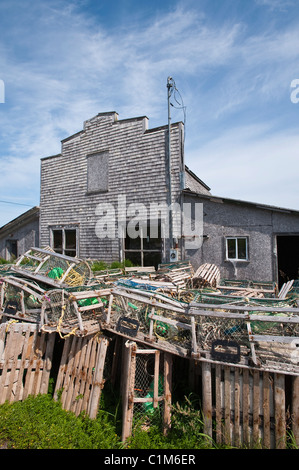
[274,373,286,449]
[215,364,222,445]
[233,368,241,447]
[262,371,271,449]
[292,375,299,447]
[88,336,109,419]
[242,368,250,447]
[202,362,213,438]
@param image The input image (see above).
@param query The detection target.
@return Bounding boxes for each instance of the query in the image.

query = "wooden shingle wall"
[40,112,184,261]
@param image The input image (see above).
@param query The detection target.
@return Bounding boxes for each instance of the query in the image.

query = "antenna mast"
[167,76,174,256]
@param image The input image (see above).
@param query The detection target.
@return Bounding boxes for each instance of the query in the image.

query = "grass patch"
[0,392,217,450]
[0,394,122,449]
[91,259,135,272]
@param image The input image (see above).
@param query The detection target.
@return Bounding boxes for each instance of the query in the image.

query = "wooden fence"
[200,360,299,449]
[0,322,299,448]
[0,322,55,403]
[54,332,109,418]
[0,323,109,419]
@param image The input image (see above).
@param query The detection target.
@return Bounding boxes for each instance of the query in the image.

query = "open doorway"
[5,239,18,260]
[276,235,299,288]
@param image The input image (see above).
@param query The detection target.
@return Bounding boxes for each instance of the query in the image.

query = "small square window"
[51,227,78,257]
[226,237,248,261]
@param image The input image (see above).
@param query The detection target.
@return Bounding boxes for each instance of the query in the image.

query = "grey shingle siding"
[40,112,184,262]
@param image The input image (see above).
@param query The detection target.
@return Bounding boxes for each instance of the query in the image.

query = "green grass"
[90,259,135,272]
[0,392,217,450]
[0,257,12,265]
[0,394,122,449]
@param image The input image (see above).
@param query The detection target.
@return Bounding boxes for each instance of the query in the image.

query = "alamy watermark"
[0,79,4,103]
[94,195,203,250]
[290,79,299,103]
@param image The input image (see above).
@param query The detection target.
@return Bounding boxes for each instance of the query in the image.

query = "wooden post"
[153,350,160,409]
[224,366,231,445]
[252,370,260,446]
[292,375,299,447]
[202,362,213,439]
[274,373,286,449]
[262,371,271,449]
[121,341,137,442]
[233,368,241,447]
[215,364,222,445]
[242,368,250,447]
[163,352,172,435]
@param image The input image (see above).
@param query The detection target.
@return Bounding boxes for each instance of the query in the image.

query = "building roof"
[183,189,299,215]
[0,206,40,236]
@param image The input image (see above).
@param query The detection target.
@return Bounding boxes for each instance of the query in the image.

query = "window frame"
[225,236,248,262]
[50,225,79,257]
[122,219,163,267]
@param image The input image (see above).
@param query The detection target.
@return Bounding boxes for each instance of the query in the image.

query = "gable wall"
[40,113,184,261]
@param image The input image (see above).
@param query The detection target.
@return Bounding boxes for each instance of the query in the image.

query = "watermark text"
[290,79,299,103]
[95,195,204,250]
[0,79,4,103]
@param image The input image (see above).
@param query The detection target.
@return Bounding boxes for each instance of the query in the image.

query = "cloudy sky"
[0,0,299,226]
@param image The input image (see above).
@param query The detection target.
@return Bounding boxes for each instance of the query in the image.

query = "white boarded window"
[87,151,109,193]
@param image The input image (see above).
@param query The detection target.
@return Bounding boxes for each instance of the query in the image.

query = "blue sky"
[1,0,299,226]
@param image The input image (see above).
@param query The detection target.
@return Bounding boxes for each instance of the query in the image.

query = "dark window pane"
[143,252,162,269]
[237,238,247,260]
[125,222,141,250]
[144,220,162,250]
[227,239,236,259]
[125,252,141,266]
[65,229,76,250]
[53,230,63,253]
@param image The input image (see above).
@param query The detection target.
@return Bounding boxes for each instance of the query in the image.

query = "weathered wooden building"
[39,111,208,267]
[0,206,39,261]
[39,111,299,286]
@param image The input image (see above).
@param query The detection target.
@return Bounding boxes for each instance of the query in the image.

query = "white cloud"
[255,0,296,11]
[188,124,299,209]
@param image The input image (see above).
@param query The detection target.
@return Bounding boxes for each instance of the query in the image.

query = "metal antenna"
[167,77,174,255]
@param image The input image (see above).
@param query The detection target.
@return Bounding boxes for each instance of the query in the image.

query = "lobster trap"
[108,287,194,353]
[189,300,299,374]
[121,341,172,441]
[41,286,112,337]
[0,276,45,323]
[12,247,91,288]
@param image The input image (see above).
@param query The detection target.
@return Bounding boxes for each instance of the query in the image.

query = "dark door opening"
[5,239,18,260]
[276,235,299,287]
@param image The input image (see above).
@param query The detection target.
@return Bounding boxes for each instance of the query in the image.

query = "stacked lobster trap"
[102,285,299,375]
[0,247,96,334]
[0,276,45,324]
[107,287,194,354]
[12,247,92,288]
[41,285,112,337]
